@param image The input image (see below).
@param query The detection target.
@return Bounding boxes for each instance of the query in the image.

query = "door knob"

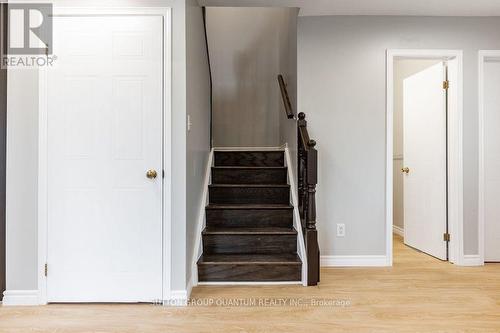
[146,169,158,179]
[401,167,410,174]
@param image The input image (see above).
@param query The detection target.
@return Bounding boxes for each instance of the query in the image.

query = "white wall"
[185,0,211,288]
[207,7,297,147]
[393,59,442,230]
[298,16,500,257]
[5,0,190,298]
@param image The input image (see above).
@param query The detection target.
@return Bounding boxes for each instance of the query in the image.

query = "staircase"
[197,150,302,282]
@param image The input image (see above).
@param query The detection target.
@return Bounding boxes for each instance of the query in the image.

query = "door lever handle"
[401,167,410,174]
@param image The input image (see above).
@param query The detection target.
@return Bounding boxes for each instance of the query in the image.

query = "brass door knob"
[401,167,410,174]
[146,169,158,179]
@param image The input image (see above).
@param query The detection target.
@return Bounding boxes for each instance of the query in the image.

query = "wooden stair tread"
[212,166,286,169]
[209,184,290,188]
[214,151,285,167]
[203,227,297,235]
[206,204,293,210]
[215,150,285,153]
[199,150,301,282]
[198,254,301,265]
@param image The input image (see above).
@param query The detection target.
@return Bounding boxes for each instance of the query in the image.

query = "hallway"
[1,236,499,332]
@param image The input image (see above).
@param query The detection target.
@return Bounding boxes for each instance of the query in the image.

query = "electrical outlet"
[337,223,346,237]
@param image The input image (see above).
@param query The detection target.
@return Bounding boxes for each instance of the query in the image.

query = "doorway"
[0,3,6,301]
[38,8,172,304]
[386,50,464,266]
[479,50,500,263]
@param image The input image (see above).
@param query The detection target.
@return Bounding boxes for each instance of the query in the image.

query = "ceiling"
[197,0,500,16]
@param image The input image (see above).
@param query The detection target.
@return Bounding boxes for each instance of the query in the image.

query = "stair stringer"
[284,145,308,286]
[190,148,214,289]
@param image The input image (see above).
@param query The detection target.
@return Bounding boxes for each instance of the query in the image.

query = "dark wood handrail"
[278,74,320,286]
[278,75,295,119]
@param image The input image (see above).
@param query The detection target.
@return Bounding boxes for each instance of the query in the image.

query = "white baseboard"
[461,255,483,266]
[163,290,189,307]
[393,225,404,237]
[321,255,390,267]
[2,290,39,306]
[163,273,195,307]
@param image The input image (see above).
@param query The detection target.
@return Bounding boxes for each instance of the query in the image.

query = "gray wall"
[278,8,299,178]
[298,16,500,256]
[207,7,297,147]
[185,0,211,286]
[5,0,190,296]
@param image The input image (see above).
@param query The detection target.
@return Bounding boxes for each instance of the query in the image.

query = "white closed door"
[484,60,500,262]
[46,16,164,302]
[403,62,448,260]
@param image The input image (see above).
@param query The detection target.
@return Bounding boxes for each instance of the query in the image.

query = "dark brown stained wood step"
[212,166,287,185]
[202,227,297,254]
[203,227,297,235]
[197,254,301,282]
[209,184,290,205]
[206,204,293,209]
[214,151,284,167]
[206,204,293,228]
[198,263,301,282]
[198,253,301,264]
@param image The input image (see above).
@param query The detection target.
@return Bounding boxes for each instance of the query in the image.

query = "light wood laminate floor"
[1,235,499,333]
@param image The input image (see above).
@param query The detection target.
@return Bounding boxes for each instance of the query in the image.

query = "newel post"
[305,139,319,285]
[306,140,317,230]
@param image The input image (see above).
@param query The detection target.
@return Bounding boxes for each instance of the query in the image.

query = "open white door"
[46,16,164,302]
[403,62,447,260]
[484,59,500,262]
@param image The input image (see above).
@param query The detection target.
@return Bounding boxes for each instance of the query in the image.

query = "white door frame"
[37,7,172,304]
[386,49,464,266]
[478,50,500,265]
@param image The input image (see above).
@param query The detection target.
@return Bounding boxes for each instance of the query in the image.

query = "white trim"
[478,50,500,266]
[37,7,172,305]
[320,255,389,267]
[189,149,214,291]
[38,63,48,305]
[386,49,464,265]
[462,255,483,267]
[163,290,189,307]
[393,225,404,237]
[197,281,302,286]
[186,273,194,301]
[213,146,285,151]
[284,145,308,286]
[2,290,39,306]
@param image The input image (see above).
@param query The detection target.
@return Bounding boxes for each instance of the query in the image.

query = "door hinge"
[44,263,48,276]
[443,80,449,90]
[443,233,451,242]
